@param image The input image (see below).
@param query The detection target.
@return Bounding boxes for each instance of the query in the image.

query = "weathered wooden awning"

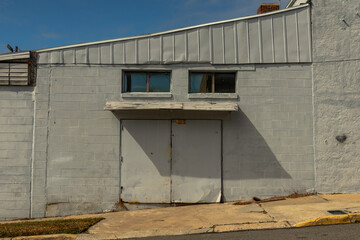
[104,101,238,111]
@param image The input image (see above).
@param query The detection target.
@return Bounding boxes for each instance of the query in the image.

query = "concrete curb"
[10,234,77,240]
[294,213,360,227]
[213,221,291,232]
[76,228,213,240]
[75,222,292,239]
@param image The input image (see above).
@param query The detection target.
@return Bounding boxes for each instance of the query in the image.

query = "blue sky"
[0,0,288,54]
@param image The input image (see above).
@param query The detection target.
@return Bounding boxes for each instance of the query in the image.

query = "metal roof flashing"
[35,4,309,53]
[286,0,310,8]
[0,51,30,61]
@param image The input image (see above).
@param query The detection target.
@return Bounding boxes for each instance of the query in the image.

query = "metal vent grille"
[0,62,29,86]
[328,210,347,215]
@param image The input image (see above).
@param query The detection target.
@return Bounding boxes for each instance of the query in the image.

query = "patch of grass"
[0,217,103,238]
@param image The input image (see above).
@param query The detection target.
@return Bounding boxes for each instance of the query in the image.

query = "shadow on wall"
[115,109,291,180]
[224,109,292,180]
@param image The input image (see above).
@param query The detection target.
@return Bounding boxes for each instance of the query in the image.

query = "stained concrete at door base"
[122,203,173,211]
[45,202,116,218]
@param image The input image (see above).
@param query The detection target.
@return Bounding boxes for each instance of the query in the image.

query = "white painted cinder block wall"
[312,0,360,193]
[224,64,314,200]
[38,66,122,217]
[0,87,34,220]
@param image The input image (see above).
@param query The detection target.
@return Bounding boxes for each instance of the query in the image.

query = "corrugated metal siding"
[38,6,311,65]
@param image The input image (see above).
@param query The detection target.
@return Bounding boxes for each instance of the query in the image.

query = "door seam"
[220,120,224,203]
[170,120,173,203]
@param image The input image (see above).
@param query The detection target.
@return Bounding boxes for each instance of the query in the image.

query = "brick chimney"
[257,3,280,14]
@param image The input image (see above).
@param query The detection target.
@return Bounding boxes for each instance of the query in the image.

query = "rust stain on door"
[175,119,186,124]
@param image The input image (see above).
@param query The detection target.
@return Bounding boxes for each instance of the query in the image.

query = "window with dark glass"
[123,71,170,92]
[189,72,236,93]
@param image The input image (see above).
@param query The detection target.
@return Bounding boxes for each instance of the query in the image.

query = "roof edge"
[36,4,309,53]
[0,51,30,61]
[286,0,310,8]
[286,0,297,8]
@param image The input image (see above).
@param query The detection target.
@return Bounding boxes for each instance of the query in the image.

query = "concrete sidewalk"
[6,194,360,240]
[81,193,360,239]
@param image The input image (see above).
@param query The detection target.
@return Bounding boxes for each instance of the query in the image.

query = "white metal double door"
[121,120,221,204]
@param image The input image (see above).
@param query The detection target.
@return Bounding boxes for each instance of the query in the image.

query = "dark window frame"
[122,70,171,93]
[188,71,236,93]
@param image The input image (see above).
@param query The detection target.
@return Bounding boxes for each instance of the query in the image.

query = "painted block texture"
[42,66,121,217]
[0,87,34,220]
[312,0,360,193]
[223,64,314,200]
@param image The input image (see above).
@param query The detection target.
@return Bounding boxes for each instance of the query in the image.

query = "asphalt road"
[124,223,360,240]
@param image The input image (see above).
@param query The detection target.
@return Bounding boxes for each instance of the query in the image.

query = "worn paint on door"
[171,120,222,203]
[121,120,171,203]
